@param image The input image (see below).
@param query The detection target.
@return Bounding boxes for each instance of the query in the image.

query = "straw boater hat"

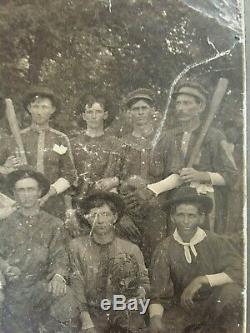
[23,86,61,113]
[78,191,125,221]
[172,81,209,105]
[7,167,50,197]
[165,185,213,214]
[125,88,155,108]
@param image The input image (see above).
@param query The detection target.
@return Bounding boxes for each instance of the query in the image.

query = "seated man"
[0,168,77,333]
[69,191,150,333]
[149,186,243,333]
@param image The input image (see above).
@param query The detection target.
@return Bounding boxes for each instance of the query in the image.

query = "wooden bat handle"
[187,78,229,167]
[5,98,27,165]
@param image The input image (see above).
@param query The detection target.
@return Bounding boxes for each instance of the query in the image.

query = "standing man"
[119,89,180,263]
[121,88,179,183]
[69,93,141,243]
[71,94,122,195]
[0,168,77,333]
[148,81,238,233]
[0,86,77,218]
[150,186,243,333]
[69,191,150,333]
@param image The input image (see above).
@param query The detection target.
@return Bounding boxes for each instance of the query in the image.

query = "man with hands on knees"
[0,167,76,333]
[150,186,243,333]
[69,191,150,333]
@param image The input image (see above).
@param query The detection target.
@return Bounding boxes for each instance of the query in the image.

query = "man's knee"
[214,283,243,316]
[50,286,80,323]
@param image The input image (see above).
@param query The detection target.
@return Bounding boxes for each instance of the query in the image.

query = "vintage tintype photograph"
[0,0,246,332]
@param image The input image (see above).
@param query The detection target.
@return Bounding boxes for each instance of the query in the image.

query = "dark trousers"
[162,284,243,333]
[87,308,149,333]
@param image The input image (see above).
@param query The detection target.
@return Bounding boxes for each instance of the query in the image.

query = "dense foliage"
[0,0,243,132]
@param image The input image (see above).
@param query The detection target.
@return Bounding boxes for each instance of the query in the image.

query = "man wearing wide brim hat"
[77,190,125,221]
[1,85,77,219]
[147,80,238,234]
[149,185,243,333]
[7,167,50,198]
[23,86,61,113]
[164,184,213,214]
[68,190,149,332]
[0,167,78,332]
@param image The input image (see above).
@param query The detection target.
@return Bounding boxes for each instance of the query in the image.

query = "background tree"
[0,0,243,133]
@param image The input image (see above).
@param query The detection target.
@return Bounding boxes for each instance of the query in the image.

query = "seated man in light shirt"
[149,186,243,333]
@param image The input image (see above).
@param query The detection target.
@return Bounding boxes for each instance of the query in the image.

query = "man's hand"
[181,276,208,311]
[94,177,119,191]
[5,265,21,282]
[150,315,163,333]
[39,186,57,207]
[180,168,211,183]
[4,156,23,169]
[48,274,67,297]
[135,187,155,202]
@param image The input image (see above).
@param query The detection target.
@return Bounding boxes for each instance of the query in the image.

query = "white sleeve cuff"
[208,172,226,186]
[51,178,70,194]
[147,174,182,196]
[81,311,95,330]
[206,273,233,287]
[149,304,164,318]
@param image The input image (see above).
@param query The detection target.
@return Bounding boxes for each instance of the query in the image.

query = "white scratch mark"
[207,37,220,54]
[151,40,239,150]
[109,0,112,12]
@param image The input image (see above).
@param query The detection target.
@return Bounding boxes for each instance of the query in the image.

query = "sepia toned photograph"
[0,0,246,332]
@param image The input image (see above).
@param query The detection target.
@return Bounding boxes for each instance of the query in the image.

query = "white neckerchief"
[173,227,207,264]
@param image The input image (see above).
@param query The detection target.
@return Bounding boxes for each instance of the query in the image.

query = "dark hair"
[75,93,114,127]
[30,94,56,107]
[170,201,206,216]
[81,198,118,216]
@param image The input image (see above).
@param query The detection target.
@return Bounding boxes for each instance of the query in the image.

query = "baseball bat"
[187,78,229,167]
[5,98,27,165]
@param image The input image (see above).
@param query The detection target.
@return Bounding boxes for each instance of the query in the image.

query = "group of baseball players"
[0,82,244,333]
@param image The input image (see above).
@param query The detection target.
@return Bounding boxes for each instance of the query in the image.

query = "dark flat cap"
[7,167,50,197]
[23,86,61,112]
[125,88,154,108]
[172,81,209,104]
[164,185,213,214]
[77,191,125,220]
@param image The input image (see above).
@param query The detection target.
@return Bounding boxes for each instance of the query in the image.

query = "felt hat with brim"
[125,88,154,108]
[164,185,213,214]
[77,191,125,221]
[172,82,208,105]
[23,86,61,112]
[7,167,50,197]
